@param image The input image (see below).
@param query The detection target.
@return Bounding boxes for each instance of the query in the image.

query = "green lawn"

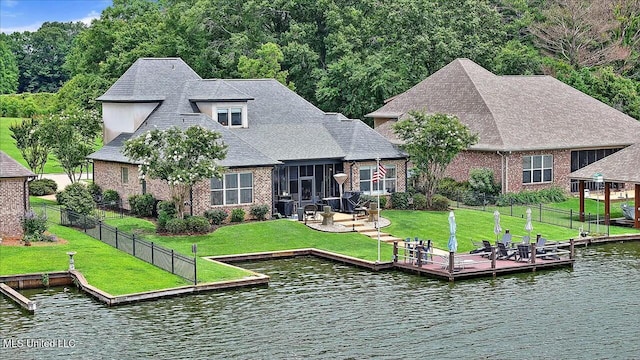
[1,117,63,174]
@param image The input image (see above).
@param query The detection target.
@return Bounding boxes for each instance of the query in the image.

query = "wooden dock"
[392,239,576,281]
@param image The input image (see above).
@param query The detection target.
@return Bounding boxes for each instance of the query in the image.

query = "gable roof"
[0,151,35,178]
[367,58,640,152]
[90,59,405,167]
[570,143,640,184]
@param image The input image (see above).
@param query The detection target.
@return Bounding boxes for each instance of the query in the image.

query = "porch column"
[579,180,585,222]
[604,182,610,225]
[635,184,640,229]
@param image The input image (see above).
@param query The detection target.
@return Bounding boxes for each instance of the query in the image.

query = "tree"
[56,73,112,111]
[0,39,19,94]
[40,108,102,183]
[238,42,295,89]
[530,0,631,68]
[394,111,479,208]
[9,118,50,178]
[123,126,228,219]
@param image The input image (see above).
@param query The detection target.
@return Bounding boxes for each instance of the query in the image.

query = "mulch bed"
[1,236,68,247]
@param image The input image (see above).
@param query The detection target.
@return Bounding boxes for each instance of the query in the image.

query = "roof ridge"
[458,60,504,149]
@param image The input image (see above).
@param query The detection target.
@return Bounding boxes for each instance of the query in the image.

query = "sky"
[0,0,111,33]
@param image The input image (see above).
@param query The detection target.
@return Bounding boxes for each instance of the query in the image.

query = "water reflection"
[1,243,639,359]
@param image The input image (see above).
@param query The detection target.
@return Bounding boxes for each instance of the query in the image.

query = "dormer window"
[213,103,247,128]
[217,107,242,126]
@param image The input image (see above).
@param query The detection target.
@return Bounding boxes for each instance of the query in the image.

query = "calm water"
[1,243,639,359]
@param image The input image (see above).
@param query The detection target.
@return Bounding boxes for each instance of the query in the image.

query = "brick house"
[0,151,35,239]
[88,58,406,218]
[367,58,640,194]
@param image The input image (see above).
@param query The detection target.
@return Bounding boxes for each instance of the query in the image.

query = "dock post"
[569,238,575,268]
[392,242,398,263]
[448,252,454,273]
[491,247,496,278]
[531,243,536,264]
[416,246,423,267]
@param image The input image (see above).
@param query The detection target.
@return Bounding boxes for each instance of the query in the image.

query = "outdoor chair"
[470,240,492,258]
[497,232,513,248]
[303,204,318,223]
[496,243,517,260]
[535,237,561,260]
[354,200,371,217]
[516,244,530,263]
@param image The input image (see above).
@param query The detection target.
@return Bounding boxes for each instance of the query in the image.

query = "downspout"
[497,151,506,194]
[189,186,194,216]
[405,159,410,192]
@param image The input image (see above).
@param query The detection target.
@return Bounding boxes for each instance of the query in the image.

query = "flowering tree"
[9,118,50,178]
[123,126,227,218]
[40,108,102,183]
[394,111,478,208]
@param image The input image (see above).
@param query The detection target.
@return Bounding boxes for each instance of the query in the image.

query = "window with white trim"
[121,167,129,184]
[217,107,243,127]
[522,155,552,184]
[211,172,253,205]
[359,165,396,194]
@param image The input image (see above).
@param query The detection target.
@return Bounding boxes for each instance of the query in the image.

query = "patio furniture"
[303,204,318,223]
[496,243,517,260]
[516,244,530,263]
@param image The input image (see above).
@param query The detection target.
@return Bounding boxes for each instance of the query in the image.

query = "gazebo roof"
[569,144,640,184]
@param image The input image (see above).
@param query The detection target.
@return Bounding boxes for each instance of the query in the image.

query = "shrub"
[230,208,245,222]
[128,194,155,217]
[165,218,187,234]
[496,187,567,206]
[156,201,177,232]
[413,193,427,210]
[390,192,411,209]
[87,182,102,202]
[186,216,210,233]
[250,204,270,221]
[28,179,58,196]
[204,209,228,225]
[468,168,501,195]
[103,189,120,206]
[430,194,450,211]
[21,210,48,242]
[436,177,468,200]
[57,182,95,215]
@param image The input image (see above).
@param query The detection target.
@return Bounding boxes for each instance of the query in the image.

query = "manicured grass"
[0,117,63,174]
[0,224,191,295]
[143,220,395,262]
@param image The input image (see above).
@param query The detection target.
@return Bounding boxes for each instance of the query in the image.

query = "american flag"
[372,164,386,182]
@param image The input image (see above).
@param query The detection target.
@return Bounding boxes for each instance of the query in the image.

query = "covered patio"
[570,143,640,229]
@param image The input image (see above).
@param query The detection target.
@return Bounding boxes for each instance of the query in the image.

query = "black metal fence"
[450,195,609,236]
[35,204,196,283]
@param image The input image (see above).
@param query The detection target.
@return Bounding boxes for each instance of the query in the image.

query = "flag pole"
[376,157,381,263]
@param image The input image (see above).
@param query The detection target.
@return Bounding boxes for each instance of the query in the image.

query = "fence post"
[171,250,175,274]
[132,234,136,257]
[392,242,398,263]
[99,221,102,241]
[587,213,591,233]
[115,227,119,249]
[539,203,542,222]
[151,242,155,265]
[570,209,573,229]
[193,257,197,285]
[510,199,513,217]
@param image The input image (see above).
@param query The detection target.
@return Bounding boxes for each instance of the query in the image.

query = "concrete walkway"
[41,173,92,191]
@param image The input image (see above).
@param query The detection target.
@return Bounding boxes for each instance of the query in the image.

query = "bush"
[204,209,228,225]
[468,168,500,195]
[430,194,450,211]
[186,216,210,233]
[28,179,58,196]
[57,182,95,215]
[495,187,567,206]
[390,192,411,209]
[87,182,102,202]
[230,208,245,222]
[156,201,177,232]
[165,218,187,234]
[436,177,468,200]
[103,189,120,206]
[250,204,270,221]
[21,210,48,242]
[128,194,155,217]
[413,193,427,210]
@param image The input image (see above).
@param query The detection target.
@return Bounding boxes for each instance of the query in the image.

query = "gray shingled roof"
[367,58,640,152]
[570,143,640,184]
[97,58,200,102]
[0,151,35,178]
[91,58,405,167]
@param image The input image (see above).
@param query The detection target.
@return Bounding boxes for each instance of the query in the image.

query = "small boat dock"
[392,239,576,281]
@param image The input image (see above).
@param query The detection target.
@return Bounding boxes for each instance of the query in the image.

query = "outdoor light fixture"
[333,173,348,211]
